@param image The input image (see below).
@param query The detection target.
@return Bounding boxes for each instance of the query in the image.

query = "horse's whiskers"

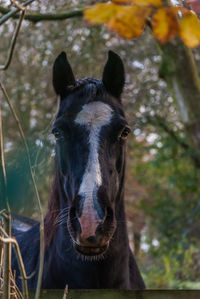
[76,251,106,262]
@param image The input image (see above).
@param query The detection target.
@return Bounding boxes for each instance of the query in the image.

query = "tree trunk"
[159,39,200,158]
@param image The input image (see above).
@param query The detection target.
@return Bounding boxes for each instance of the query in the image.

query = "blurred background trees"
[1,0,200,289]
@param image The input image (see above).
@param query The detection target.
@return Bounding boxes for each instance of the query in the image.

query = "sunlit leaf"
[112,0,162,5]
[84,3,119,25]
[85,1,200,47]
[111,0,133,4]
[132,0,163,7]
[186,0,200,13]
[108,6,152,39]
[179,12,200,47]
[152,7,179,44]
[85,4,152,39]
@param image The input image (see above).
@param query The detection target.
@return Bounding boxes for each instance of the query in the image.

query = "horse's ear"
[102,50,125,100]
[53,51,75,98]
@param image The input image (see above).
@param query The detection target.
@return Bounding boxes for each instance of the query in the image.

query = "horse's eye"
[52,129,62,140]
[119,126,131,140]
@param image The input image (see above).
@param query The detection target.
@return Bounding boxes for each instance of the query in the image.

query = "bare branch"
[0,9,25,70]
[0,5,84,24]
[0,85,11,299]
[146,115,189,150]
[0,0,35,25]
[11,0,26,11]
[145,114,200,168]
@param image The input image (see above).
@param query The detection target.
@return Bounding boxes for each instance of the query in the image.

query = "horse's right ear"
[53,52,76,98]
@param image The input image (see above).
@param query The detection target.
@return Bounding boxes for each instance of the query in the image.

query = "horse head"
[52,51,131,257]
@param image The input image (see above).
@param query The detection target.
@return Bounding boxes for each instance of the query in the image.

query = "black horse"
[12,51,145,289]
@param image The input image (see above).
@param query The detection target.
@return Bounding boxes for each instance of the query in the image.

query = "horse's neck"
[109,197,130,257]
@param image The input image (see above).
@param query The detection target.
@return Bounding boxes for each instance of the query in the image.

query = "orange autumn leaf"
[85,4,152,39]
[111,0,134,4]
[132,0,162,7]
[85,1,200,48]
[179,12,200,47]
[84,3,119,25]
[108,6,152,38]
[112,0,162,6]
[152,7,179,44]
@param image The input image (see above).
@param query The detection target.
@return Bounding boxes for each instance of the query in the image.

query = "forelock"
[68,78,103,96]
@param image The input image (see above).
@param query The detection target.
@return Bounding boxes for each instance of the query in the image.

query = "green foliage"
[132,121,200,288]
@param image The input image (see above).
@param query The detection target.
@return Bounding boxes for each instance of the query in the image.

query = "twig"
[0,261,23,299]
[0,6,84,24]
[0,89,9,217]
[0,210,8,219]
[63,284,68,299]
[146,115,189,150]
[145,114,200,167]
[0,81,44,299]
[11,0,26,11]
[0,0,35,25]
[0,9,25,70]
[0,226,9,238]
[0,235,29,298]
[0,219,3,286]
[0,88,11,299]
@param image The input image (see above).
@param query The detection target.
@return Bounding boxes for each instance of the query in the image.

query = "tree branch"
[145,114,200,168]
[0,85,11,299]
[0,9,25,70]
[0,0,35,25]
[0,6,84,23]
[158,40,200,152]
[147,115,189,150]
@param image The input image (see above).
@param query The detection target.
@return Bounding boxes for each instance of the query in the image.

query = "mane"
[44,177,60,247]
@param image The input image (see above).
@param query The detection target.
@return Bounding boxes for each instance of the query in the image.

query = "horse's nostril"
[86,236,97,244]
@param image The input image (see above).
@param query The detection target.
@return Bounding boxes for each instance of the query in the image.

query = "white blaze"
[75,102,113,232]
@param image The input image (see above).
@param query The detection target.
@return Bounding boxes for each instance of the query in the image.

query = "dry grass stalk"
[0,222,23,299]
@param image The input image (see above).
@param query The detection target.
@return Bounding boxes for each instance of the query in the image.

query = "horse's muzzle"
[75,243,108,256]
[68,206,115,256]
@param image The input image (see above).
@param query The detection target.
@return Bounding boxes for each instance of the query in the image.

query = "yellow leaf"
[85,3,152,39]
[179,12,200,47]
[132,0,163,7]
[112,0,162,6]
[152,7,179,44]
[84,3,119,25]
[108,6,152,39]
[111,0,133,4]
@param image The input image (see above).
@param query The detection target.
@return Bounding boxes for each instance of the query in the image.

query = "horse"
[12,50,145,289]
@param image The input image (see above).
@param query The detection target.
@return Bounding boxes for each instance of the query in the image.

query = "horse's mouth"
[75,244,108,256]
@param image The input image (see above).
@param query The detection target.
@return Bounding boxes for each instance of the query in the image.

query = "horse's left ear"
[102,50,125,100]
[53,51,76,98]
